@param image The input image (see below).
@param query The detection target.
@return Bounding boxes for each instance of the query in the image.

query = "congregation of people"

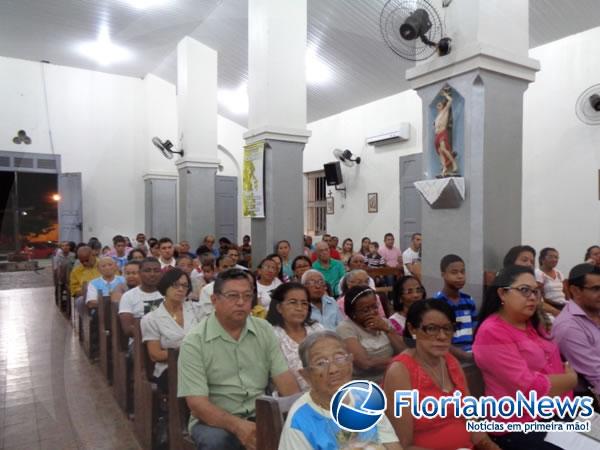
[53,231,600,450]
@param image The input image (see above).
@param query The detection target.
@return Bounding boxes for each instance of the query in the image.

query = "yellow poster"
[242,141,265,218]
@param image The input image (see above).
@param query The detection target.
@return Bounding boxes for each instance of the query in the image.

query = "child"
[366,241,386,268]
[86,257,125,309]
[434,254,477,361]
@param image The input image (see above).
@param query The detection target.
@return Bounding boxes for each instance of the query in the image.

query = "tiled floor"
[0,282,142,450]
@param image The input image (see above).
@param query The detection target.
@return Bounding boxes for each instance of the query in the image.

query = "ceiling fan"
[576,84,600,125]
[152,137,184,159]
[333,148,361,167]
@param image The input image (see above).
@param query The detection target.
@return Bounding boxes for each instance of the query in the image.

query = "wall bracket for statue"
[414,177,465,209]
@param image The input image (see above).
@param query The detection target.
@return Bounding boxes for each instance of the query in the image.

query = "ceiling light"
[77,25,131,66]
[218,83,249,115]
[123,0,171,9]
[306,47,332,85]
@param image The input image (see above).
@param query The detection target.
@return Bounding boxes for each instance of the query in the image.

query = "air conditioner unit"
[366,123,410,146]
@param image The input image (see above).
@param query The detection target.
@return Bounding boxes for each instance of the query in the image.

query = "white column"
[245,0,311,265]
[176,37,219,246]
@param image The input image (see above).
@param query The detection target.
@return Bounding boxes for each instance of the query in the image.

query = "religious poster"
[429,85,464,179]
[242,141,265,218]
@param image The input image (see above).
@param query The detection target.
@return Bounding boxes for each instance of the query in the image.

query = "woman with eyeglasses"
[141,268,206,393]
[337,286,405,382]
[389,275,426,334]
[384,299,498,450]
[280,331,402,450]
[472,265,576,450]
[266,283,324,391]
[291,255,312,282]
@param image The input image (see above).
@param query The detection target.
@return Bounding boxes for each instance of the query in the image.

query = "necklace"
[164,302,182,323]
[416,354,450,393]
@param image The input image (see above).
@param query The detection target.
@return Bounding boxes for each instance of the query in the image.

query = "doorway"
[0,171,59,254]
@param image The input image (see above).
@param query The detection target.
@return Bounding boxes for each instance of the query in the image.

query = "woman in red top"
[383,299,498,450]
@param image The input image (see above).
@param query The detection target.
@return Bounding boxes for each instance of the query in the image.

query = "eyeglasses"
[219,291,254,302]
[403,287,424,295]
[504,285,542,299]
[309,353,352,371]
[171,282,189,290]
[420,324,456,336]
[582,285,600,294]
[305,280,326,286]
[283,299,310,309]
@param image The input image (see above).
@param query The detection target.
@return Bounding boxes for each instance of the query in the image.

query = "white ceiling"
[1,0,600,126]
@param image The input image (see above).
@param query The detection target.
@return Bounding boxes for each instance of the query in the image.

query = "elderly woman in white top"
[140,268,205,393]
[266,282,324,391]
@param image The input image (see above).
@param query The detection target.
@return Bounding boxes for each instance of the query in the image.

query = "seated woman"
[337,269,384,319]
[256,257,283,308]
[266,282,324,391]
[389,275,426,334]
[140,268,205,393]
[384,299,498,450]
[280,331,401,450]
[536,247,568,309]
[473,265,577,450]
[337,286,405,382]
[291,255,312,282]
[127,248,146,261]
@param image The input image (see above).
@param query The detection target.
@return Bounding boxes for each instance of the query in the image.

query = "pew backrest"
[256,392,303,450]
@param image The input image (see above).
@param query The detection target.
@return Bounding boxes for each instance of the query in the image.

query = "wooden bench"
[462,362,485,398]
[167,348,195,450]
[133,320,158,450]
[78,282,98,359]
[97,295,113,384]
[111,303,132,414]
[255,393,303,450]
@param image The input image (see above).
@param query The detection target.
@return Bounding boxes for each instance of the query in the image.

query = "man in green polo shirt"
[312,241,345,297]
[178,268,299,450]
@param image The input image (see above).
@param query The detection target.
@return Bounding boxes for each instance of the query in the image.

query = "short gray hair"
[301,269,324,285]
[345,269,368,283]
[298,330,345,368]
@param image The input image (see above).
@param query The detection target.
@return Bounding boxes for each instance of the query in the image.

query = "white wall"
[0,56,146,244]
[303,89,423,247]
[523,26,600,272]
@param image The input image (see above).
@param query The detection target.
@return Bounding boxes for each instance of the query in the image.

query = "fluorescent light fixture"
[306,46,332,85]
[77,25,131,66]
[218,83,249,115]
[123,0,171,9]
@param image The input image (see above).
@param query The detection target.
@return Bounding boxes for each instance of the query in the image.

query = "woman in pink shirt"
[473,265,577,450]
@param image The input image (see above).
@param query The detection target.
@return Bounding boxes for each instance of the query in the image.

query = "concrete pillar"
[407,0,539,300]
[176,37,219,247]
[245,0,311,266]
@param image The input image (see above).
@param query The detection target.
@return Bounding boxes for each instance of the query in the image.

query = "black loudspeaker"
[324,162,343,186]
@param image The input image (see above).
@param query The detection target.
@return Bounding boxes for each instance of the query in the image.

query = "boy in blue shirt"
[434,254,477,361]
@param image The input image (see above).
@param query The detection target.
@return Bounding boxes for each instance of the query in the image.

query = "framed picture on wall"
[326,196,334,215]
[368,193,378,213]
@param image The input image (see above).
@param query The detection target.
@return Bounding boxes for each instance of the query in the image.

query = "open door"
[58,173,83,243]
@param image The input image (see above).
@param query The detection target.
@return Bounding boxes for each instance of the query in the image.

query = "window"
[306,171,327,236]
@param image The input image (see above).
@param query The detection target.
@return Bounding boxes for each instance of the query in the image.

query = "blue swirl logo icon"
[330,380,387,432]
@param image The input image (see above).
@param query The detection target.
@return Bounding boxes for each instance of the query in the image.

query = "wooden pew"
[366,266,403,316]
[167,349,195,450]
[463,362,485,398]
[78,282,98,359]
[111,303,132,414]
[98,295,113,384]
[133,320,158,450]
[255,393,303,450]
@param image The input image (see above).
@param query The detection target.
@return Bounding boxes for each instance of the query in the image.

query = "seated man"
[552,263,600,395]
[312,242,345,297]
[118,257,163,338]
[178,268,299,450]
[157,237,176,270]
[86,257,125,309]
[197,255,235,309]
[111,260,141,303]
[70,245,100,315]
[111,235,130,273]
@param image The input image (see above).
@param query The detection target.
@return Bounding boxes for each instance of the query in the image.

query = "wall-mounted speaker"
[324,161,343,186]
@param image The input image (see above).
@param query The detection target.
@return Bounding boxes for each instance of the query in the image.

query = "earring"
[411,334,417,340]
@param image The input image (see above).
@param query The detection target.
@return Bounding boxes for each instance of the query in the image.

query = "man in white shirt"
[198,255,235,309]
[119,257,163,338]
[402,232,422,280]
[157,237,176,270]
